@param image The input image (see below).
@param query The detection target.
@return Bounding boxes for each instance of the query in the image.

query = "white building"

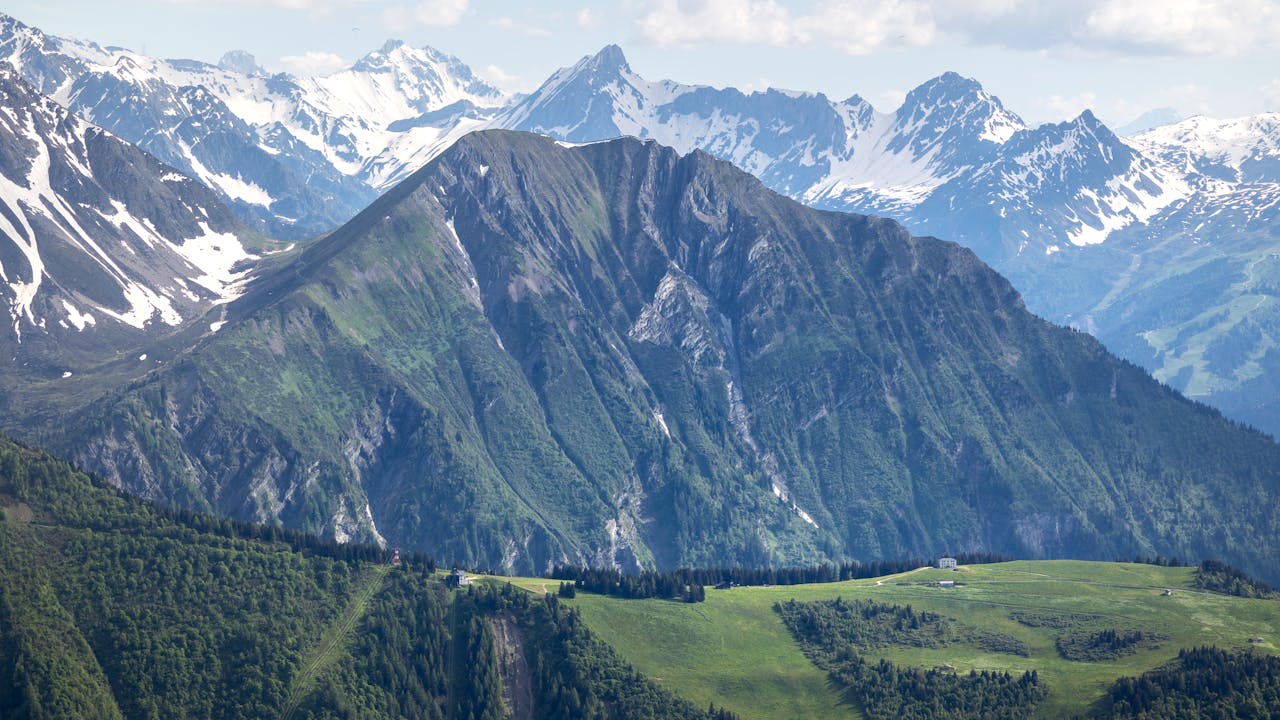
[938,557,958,570]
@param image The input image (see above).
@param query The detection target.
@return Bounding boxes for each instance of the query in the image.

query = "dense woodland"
[775,598,1047,719]
[0,437,734,720]
[1102,647,1280,718]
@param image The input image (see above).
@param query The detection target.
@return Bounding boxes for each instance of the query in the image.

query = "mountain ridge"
[44,130,1280,584]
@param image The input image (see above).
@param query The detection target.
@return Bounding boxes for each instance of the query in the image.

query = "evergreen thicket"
[773,594,1044,717]
[1103,647,1280,718]
[775,598,1047,719]
[1194,560,1280,599]
[1055,629,1166,663]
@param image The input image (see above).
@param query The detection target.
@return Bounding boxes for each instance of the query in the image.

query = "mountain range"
[2,13,1280,580]
[35,130,1280,584]
[3,14,1277,438]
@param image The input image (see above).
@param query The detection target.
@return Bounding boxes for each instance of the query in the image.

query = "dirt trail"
[490,614,534,720]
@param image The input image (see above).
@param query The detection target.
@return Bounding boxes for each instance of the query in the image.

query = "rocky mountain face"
[496,46,1280,438]
[53,131,1280,584]
[0,64,266,394]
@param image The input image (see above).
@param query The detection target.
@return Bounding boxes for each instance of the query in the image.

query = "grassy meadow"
[501,561,1280,719]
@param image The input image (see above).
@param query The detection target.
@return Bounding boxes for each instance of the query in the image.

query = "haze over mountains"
[2,11,1280,582]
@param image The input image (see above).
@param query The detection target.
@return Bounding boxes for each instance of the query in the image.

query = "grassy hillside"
[508,561,1280,719]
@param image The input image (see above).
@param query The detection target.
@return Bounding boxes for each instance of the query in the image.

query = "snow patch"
[180,144,275,208]
[169,222,258,302]
[61,301,95,330]
[653,410,670,439]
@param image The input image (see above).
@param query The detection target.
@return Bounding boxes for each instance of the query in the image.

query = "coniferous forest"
[0,436,734,720]
[775,598,1048,719]
[1102,647,1280,718]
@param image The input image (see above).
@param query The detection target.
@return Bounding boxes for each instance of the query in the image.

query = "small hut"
[445,569,472,588]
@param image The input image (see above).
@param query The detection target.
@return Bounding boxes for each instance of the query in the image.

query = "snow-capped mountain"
[0,13,510,238]
[0,64,260,358]
[497,49,1027,219]
[911,110,1188,261]
[495,46,1186,263]
[1129,113,1280,184]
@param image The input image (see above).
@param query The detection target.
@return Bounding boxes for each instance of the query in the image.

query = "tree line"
[548,551,1013,601]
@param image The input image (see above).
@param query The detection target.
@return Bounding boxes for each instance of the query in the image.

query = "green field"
[504,561,1280,719]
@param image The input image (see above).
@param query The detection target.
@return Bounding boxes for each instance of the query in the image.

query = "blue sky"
[9,0,1280,126]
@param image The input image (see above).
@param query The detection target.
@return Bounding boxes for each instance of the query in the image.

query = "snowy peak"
[218,50,263,77]
[582,43,632,75]
[893,71,1026,149]
[341,39,505,110]
[1130,112,1280,184]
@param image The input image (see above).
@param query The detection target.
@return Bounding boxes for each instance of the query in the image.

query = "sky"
[6,0,1280,127]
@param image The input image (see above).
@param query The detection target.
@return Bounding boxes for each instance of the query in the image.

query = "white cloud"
[638,0,796,47]
[634,0,1280,57]
[577,8,600,28]
[383,0,469,28]
[1044,91,1099,122]
[278,51,347,76]
[161,0,362,10]
[493,15,552,37]
[477,64,537,93]
[636,0,933,53]
[1084,0,1280,56]
[1264,79,1280,111]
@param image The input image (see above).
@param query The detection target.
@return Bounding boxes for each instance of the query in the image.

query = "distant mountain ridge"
[0,13,508,239]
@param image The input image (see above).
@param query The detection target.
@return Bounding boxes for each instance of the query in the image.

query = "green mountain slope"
[47,130,1280,580]
[0,435,731,720]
